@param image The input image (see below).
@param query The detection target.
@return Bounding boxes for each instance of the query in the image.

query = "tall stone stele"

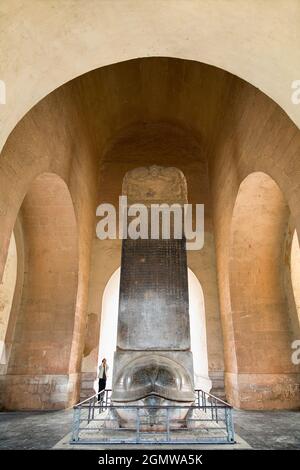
[111,165,195,426]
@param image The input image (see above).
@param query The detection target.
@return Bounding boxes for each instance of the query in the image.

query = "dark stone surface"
[114,235,194,407]
[117,238,190,351]
[0,409,299,449]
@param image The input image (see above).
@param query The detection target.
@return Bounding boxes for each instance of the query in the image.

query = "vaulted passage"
[1,3,300,451]
[227,172,300,409]
[0,57,299,412]
[2,173,79,410]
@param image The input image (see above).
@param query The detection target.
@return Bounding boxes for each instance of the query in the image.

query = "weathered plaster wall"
[0,80,98,409]
[210,79,300,409]
[0,0,299,155]
[3,174,78,409]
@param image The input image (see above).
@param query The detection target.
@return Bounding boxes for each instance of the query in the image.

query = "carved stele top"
[122,165,188,205]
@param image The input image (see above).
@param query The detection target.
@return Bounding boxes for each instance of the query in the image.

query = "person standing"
[98,358,108,402]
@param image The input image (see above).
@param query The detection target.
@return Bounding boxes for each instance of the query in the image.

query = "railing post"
[88,398,92,423]
[99,390,104,413]
[71,406,81,442]
[136,407,140,444]
[92,395,96,420]
[225,407,235,443]
[166,407,170,443]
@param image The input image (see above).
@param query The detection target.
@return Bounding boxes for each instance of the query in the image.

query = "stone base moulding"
[225,372,300,410]
[0,373,81,410]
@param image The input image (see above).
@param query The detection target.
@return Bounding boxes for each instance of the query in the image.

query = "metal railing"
[71,388,235,445]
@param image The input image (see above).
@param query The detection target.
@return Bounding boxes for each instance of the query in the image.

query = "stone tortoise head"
[111,354,194,403]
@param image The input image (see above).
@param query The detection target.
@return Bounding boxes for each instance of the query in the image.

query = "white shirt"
[98,364,109,379]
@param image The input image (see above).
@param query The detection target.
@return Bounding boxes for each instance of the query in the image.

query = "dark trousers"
[98,378,106,401]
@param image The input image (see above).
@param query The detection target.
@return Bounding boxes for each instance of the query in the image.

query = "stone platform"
[54,407,250,449]
[1,409,300,449]
[54,431,251,450]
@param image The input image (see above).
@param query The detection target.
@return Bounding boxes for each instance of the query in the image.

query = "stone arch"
[1,1,300,158]
[227,171,300,409]
[188,268,211,392]
[0,216,26,403]
[0,233,17,368]
[96,267,120,390]
[2,172,79,410]
[0,51,298,409]
[291,230,300,325]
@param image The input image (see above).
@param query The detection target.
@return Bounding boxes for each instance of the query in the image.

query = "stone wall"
[210,79,300,409]
[0,80,98,409]
[0,56,299,409]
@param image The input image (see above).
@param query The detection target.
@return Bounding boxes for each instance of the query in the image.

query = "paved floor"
[232,409,300,450]
[0,409,299,449]
[0,409,73,450]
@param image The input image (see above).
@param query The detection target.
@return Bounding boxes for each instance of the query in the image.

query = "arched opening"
[95,267,211,392]
[3,173,79,410]
[291,230,300,326]
[0,233,17,367]
[188,269,211,392]
[97,268,120,389]
[227,172,300,409]
[1,56,298,409]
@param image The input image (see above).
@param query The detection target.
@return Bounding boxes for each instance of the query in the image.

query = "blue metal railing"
[71,388,235,445]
